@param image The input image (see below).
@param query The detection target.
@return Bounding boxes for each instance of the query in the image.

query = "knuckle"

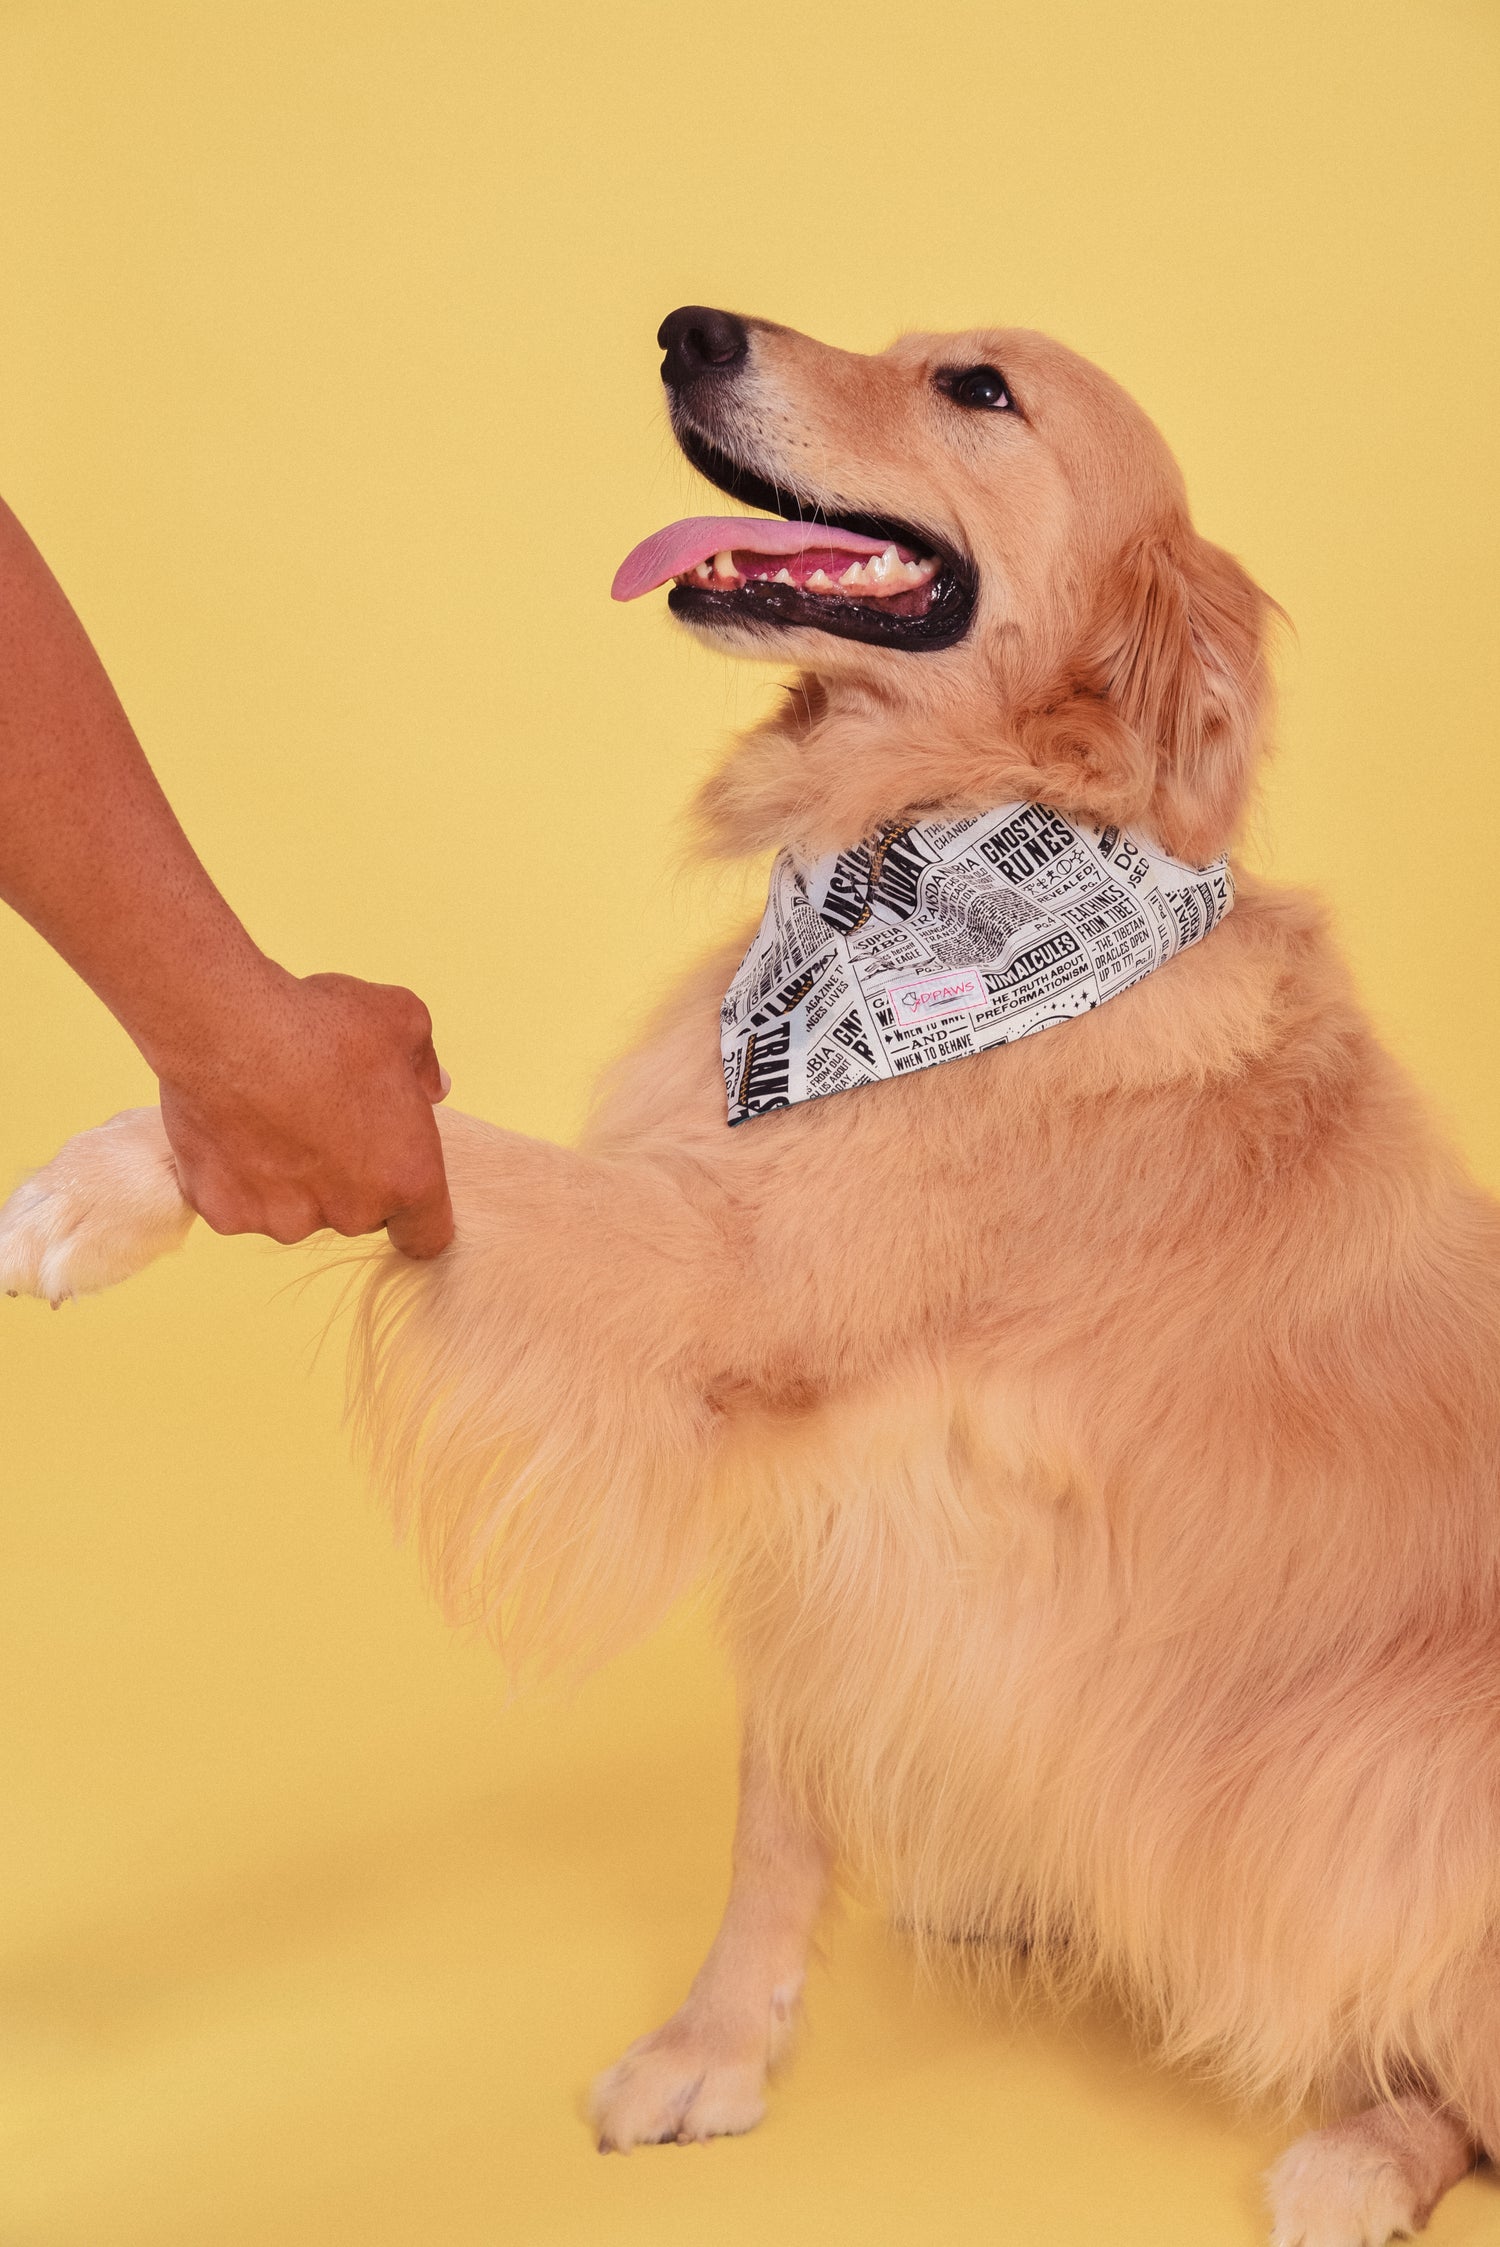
[324,1200,384,1239]
[382,984,432,1041]
[263,1200,320,1245]
[192,1194,247,1237]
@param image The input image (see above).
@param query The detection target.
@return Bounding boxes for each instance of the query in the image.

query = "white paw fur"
[589,2016,773,2151]
[1266,2111,1463,2247]
[0,1109,194,1304]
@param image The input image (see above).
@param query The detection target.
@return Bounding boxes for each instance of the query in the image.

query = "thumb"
[386,1174,454,1259]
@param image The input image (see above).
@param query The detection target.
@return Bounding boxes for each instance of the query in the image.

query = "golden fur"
[5,319,1497,2241]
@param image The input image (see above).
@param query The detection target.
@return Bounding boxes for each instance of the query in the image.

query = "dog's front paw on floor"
[1266,2105,1470,2247]
[589,2019,769,2151]
[0,1109,193,1304]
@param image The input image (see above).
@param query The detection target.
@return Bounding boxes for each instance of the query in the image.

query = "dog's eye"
[938,365,1014,412]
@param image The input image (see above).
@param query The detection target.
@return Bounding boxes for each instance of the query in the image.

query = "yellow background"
[1,3,1497,2240]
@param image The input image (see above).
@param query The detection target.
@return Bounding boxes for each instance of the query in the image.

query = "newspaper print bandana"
[721,803,1233,1125]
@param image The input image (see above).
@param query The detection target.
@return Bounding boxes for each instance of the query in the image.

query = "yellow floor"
[2,2,1499,2241]
[5,1255,1500,2247]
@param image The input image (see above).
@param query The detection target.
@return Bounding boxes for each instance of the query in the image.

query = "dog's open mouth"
[612,428,975,651]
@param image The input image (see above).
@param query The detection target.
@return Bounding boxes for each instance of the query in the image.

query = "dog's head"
[616,308,1276,864]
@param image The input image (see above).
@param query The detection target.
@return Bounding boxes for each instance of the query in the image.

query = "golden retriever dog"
[5,306,1499,2246]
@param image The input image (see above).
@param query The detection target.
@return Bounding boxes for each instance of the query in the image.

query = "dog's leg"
[588,1737,830,2151]
[1265,2096,1473,2246]
[0,1107,194,1303]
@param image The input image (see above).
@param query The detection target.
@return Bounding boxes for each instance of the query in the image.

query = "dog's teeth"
[692,544,934,601]
[684,543,937,600]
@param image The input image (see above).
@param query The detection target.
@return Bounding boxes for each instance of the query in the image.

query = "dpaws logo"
[886,967,988,1022]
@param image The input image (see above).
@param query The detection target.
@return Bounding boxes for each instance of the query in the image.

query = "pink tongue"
[612,515,890,602]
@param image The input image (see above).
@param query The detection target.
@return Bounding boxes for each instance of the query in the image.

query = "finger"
[318,1198,395,1239]
[259,1198,327,1246]
[410,1032,449,1105]
[385,1175,454,1259]
[186,1191,247,1238]
[176,1165,257,1235]
[190,1187,320,1243]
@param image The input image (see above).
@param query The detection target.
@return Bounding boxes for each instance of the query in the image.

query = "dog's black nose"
[657,305,750,388]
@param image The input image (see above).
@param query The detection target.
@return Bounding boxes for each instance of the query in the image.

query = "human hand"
[155,966,454,1257]
[0,489,453,1259]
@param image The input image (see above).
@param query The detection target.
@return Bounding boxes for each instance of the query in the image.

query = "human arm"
[0,494,451,1254]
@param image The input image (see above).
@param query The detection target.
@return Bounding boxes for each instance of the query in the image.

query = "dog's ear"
[1099,531,1275,861]
[1019,531,1274,862]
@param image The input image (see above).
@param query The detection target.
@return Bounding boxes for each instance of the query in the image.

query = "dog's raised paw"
[589,2019,768,2152]
[1266,2105,1470,2247]
[0,1109,194,1304]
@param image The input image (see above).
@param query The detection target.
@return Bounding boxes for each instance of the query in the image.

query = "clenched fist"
[158,967,453,1256]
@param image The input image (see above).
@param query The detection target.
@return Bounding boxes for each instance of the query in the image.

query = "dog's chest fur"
[712,1365,1099,1915]
[571,875,1500,2085]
